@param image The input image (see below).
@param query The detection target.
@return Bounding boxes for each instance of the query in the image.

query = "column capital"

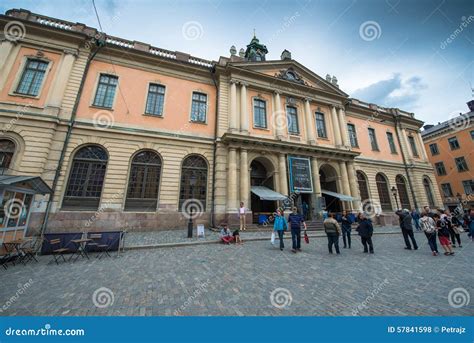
[63,48,79,57]
[229,79,239,85]
[273,90,282,95]
[240,81,249,87]
[240,147,247,153]
[229,147,237,152]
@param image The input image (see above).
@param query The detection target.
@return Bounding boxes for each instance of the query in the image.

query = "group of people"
[219,203,474,256]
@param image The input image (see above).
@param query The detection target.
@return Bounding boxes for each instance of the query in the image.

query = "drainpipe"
[393,114,419,210]
[210,64,219,228]
[40,40,104,236]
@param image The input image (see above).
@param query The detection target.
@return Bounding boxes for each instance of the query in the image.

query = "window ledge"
[9,92,40,100]
[90,105,114,111]
[253,126,269,131]
[190,120,207,125]
[143,113,164,118]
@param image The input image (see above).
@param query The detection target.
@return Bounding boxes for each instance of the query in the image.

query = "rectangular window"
[145,84,165,116]
[315,112,327,138]
[462,180,474,194]
[386,132,397,154]
[429,143,439,155]
[93,74,118,108]
[408,136,419,156]
[448,136,460,150]
[455,157,469,172]
[190,92,207,123]
[253,99,267,128]
[441,183,453,197]
[368,128,379,151]
[15,59,49,96]
[435,162,447,176]
[347,124,358,147]
[286,106,299,134]
[470,130,474,140]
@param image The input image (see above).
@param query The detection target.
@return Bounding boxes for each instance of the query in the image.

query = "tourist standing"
[239,202,247,231]
[302,201,309,220]
[356,213,374,253]
[468,209,474,241]
[323,213,341,254]
[341,210,352,249]
[273,209,287,251]
[445,210,462,248]
[396,209,418,250]
[419,212,438,256]
[434,214,454,255]
[411,208,421,231]
[288,207,307,253]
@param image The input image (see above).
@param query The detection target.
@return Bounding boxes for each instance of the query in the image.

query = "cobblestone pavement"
[1,231,472,316]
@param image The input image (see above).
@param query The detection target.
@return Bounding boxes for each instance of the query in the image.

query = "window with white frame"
[145,84,165,116]
[15,59,49,96]
[190,92,207,123]
[93,74,118,108]
[253,99,267,128]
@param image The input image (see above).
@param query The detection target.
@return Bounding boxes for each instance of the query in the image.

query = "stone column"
[240,82,249,133]
[227,147,238,211]
[417,132,428,160]
[338,161,351,209]
[279,153,288,196]
[331,105,342,146]
[346,161,361,210]
[273,91,285,139]
[0,40,19,91]
[401,128,412,158]
[229,80,238,131]
[240,148,249,208]
[46,49,77,108]
[338,107,349,147]
[304,98,316,145]
[311,157,322,216]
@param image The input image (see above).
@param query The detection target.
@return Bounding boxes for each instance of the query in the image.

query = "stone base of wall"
[375,213,398,226]
[28,211,212,233]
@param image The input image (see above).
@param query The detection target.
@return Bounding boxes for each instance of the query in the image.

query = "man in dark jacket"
[396,209,418,250]
[288,207,307,253]
[357,213,374,253]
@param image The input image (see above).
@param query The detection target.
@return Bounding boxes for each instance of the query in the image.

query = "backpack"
[421,218,435,234]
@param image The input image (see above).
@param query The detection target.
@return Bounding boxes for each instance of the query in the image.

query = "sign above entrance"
[288,157,313,193]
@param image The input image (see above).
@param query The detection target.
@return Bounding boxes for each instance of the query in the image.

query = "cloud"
[351,73,427,110]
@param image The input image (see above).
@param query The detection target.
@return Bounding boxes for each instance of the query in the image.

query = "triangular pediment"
[229,60,348,97]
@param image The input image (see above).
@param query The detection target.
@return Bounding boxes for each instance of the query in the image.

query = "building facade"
[0,9,443,237]
[421,102,474,211]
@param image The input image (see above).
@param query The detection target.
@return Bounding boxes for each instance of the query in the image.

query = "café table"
[69,238,92,262]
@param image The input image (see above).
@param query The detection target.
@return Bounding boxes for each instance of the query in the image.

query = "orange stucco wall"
[346,115,404,162]
[0,47,61,107]
[424,128,474,196]
[76,60,216,137]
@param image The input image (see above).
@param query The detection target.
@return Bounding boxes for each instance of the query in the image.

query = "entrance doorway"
[295,193,312,220]
[250,159,276,223]
[320,164,342,213]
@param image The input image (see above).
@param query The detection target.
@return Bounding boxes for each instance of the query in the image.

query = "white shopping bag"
[271,232,275,245]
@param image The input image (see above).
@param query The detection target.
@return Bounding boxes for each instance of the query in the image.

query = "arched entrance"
[250,158,276,222]
[320,164,341,213]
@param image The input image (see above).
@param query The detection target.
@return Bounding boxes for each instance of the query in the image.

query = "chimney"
[230,45,237,56]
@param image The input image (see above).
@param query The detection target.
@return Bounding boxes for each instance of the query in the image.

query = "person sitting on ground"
[434,214,454,256]
[219,225,234,244]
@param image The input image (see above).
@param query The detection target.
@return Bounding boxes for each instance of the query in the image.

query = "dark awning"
[251,186,287,201]
[0,175,52,194]
[321,189,357,201]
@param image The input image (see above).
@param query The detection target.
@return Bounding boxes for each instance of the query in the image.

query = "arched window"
[423,177,435,207]
[376,173,392,211]
[0,139,15,170]
[63,145,108,210]
[125,150,162,211]
[179,155,208,210]
[356,171,370,201]
[396,175,411,209]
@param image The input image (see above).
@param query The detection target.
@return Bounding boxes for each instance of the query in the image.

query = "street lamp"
[391,186,399,210]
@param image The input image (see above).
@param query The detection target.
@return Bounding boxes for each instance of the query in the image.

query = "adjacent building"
[0,9,443,238]
[421,101,474,210]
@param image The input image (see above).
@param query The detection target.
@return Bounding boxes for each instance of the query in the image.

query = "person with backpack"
[323,213,341,254]
[273,209,287,251]
[434,214,454,256]
[356,212,374,253]
[419,212,438,256]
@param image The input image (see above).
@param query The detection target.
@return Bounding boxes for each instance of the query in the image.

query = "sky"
[1,0,473,125]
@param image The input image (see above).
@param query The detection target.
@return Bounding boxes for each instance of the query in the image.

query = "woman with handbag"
[273,209,287,251]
